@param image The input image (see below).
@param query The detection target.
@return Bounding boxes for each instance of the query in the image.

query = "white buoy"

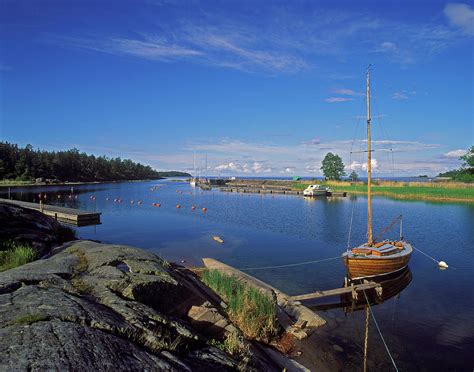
[438,261,449,269]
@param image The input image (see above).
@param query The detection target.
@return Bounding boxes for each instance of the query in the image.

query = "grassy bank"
[0,241,37,272]
[201,269,279,342]
[293,180,474,202]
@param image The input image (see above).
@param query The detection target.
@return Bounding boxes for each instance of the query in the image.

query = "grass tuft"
[0,241,37,272]
[201,269,279,342]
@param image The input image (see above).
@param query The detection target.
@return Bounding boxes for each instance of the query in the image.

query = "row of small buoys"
[152,202,161,207]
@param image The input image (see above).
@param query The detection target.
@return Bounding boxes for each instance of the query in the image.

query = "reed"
[293,180,474,202]
[201,269,279,341]
[0,241,37,272]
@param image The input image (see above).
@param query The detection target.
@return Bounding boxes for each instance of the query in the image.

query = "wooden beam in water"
[290,281,381,301]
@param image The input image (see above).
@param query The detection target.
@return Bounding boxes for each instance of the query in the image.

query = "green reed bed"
[0,241,37,272]
[201,269,279,341]
[293,181,474,202]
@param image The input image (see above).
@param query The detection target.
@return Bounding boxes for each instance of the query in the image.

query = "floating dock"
[0,198,101,226]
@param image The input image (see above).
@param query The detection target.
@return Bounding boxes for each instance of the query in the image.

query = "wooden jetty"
[0,198,101,226]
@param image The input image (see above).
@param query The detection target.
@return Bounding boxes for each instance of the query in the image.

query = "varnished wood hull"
[343,243,413,279]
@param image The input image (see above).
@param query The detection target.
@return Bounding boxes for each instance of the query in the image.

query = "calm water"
[3,180,473,370]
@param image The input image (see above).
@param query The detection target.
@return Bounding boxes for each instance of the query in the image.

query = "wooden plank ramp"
[290,281,381,301]
[0,198,101,226]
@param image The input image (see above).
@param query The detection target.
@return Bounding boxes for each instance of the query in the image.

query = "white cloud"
[444,149,467,158]
[214,161,272,174]
[324,97,354,103]
[444,3,474,35]
[348,158,379,171]
[378,41,397,52]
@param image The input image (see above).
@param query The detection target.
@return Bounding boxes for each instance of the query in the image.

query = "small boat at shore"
[303,184,329,197]
[342,67,413,279]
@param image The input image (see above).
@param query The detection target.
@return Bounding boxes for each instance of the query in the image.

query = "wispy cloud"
[444,3,474,35]
[56,35,203,61]
[333,88,364,96]
[392,90,416,100]
[48,3,472,73]
[392,92,408,100]
[324,97,354,103]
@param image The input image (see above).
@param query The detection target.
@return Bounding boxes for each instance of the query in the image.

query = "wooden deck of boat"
[0,198,101,226]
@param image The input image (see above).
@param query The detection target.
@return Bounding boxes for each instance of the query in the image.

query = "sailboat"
[190,152,197,187]
[342,67,413,279]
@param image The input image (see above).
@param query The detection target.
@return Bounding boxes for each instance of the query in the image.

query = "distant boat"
[303,184,329,197]
[190,151,197,187]
[342,67,413,279]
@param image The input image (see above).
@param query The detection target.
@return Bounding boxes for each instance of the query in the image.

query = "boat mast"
[366,66,373,245]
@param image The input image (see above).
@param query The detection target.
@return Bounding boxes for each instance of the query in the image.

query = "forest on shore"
[0,142,189,182]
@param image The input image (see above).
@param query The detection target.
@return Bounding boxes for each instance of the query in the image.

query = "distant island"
[0,142,190,184]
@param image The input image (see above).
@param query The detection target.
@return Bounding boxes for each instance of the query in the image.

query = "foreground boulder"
[0,241,287,371]
[0,202,75,255]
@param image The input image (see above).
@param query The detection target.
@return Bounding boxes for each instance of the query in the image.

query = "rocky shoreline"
[0,202,347,371]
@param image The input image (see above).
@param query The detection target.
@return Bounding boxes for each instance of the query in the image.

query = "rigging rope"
[238,255,341,271]
[362,290,399,371]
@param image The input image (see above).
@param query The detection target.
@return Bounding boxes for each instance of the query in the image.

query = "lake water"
[3,179,473,370]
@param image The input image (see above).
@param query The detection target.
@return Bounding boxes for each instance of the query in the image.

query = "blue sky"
[1,0,473,176]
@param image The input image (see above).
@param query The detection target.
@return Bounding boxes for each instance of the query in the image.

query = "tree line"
[0,142,168,182]
[438,146,474,182]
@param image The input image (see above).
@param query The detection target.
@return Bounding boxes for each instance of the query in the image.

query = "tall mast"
[366,66,373,245]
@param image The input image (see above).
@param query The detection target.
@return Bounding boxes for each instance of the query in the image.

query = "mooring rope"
[364,306,370,372]
[362,290,399,372]
[347,200,356,252]
[238,255,341,271]
[412,246,439,264]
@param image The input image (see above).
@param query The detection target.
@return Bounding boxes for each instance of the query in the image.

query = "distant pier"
[0,198,101,226]
[219,187,346,197]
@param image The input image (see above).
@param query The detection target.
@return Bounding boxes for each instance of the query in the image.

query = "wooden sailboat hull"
[342,242,413,279]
